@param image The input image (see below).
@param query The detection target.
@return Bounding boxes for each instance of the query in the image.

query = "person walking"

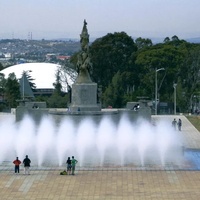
[23,155,31,175]
[66,157,72,175]
[172,118,177,130]
[177,118,182,131]
[13,157,21,173]
[71,156,78,175]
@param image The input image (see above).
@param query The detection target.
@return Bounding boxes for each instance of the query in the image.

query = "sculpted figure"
[76,20,93,83]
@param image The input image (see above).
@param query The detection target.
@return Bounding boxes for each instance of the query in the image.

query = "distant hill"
[50,36,200,44]
[185,37,200,44]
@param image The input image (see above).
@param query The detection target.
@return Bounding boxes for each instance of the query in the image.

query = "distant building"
[56,55,70,61]
[0,63,75,95]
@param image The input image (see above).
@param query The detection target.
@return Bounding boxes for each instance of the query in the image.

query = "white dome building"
[0,63,76,92]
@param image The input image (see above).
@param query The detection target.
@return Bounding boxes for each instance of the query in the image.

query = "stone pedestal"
[70,83,101,112]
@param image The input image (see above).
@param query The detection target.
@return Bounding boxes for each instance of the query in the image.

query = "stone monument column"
[70,20,101,112]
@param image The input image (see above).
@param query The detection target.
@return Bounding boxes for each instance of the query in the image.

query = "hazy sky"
[0,0,200,40]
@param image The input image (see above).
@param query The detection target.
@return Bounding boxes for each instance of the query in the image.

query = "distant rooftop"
[0,63,76,92]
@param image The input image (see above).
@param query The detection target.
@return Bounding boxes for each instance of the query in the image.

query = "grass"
[186,115,200,132]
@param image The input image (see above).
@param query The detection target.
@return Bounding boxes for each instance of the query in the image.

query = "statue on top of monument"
[76,20,93,83]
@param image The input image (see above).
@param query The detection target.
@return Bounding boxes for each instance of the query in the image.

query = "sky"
[0,0,200,40]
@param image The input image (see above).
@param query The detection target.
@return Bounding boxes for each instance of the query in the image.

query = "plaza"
[0,115,200,199]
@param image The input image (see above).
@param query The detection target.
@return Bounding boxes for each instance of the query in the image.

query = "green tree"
[180,45,200,111]
[4,73,20,108]
[0,73,7,111]
[90,32,137,89]
[135,42,186,102]
[0,62,4,71]
[53,70,62,96]
[135,37,153,49]
[163,37,170,43]
[103,71,124,107]
[23,71,36,90]
[47,70,69,108]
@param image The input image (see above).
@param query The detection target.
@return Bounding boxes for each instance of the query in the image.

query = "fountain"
[0,114,183,168]
[2,20,185,170]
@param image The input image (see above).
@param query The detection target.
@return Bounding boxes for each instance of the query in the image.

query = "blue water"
[183,149,200,170]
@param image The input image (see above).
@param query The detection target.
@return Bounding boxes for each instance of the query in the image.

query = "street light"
[173,83,177,115]
[155,68,165,115]
[22,70,32,100]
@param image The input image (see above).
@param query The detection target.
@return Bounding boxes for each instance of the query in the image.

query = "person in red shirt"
[13,157,21,173]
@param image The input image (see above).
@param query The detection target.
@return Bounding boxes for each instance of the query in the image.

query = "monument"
[70,20,101,112]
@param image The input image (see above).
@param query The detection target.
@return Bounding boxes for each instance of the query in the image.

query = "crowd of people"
[13,155,78,175]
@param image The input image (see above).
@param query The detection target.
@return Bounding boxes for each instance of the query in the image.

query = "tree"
[180,46,200,112]
[59,60,77,88]
[4,73,20,108]
[164,37,170,43]
[53,70,62,96]
[135,37,153,49]
[47,70,69,108]
[135,42,186,102]
[103,71,138,108]
[0,73,7,111]
[172,35,179,41]
[23,71,36,90]
[0,62,4,71]
[103,71,124,107]
[90,32,137,89]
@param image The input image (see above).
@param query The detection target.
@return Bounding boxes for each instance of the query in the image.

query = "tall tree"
[90,32,137,89]
[53,70,62,96]
[47,70,69,108]
[135,37,153,49]
[4,73,20,108]
[0,62,4,71]
[23,71,36,90]
[135,42,186,102]
[180,46,200,111]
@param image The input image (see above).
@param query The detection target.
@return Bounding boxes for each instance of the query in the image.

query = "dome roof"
[0,63,75,91]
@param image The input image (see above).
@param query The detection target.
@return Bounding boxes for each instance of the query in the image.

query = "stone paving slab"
[0,170,200,199]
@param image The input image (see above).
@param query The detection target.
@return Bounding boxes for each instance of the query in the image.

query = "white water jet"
[96,117,116,165]
[0,114,183,167]
[76,118,96,166]
[0,118,15,162]
[15,116,35,161]
[116,116,135,166]
[36,116,56,166]
[135,119,155,166]
[56,118,75,166]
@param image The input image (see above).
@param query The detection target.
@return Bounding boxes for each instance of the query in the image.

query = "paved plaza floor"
[0,114,200,199]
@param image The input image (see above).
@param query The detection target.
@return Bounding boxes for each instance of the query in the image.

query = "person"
[23,155,31,175]
[13,157,21,173]
[71,156,78,175]
[177,119,182,131]
[66,157,72,175]
[172,119,177,130]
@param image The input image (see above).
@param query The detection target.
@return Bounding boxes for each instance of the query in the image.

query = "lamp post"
[22,70,32,100]
[173,83,177,115]
[155,68,165,115]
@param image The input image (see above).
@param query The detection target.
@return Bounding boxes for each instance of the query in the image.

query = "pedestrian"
[23,155,31,175]
[172,118,177,130]
[66,157,72,175]
[177,118,182,131]
[13,157,21,173]
[71,156,78,175]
